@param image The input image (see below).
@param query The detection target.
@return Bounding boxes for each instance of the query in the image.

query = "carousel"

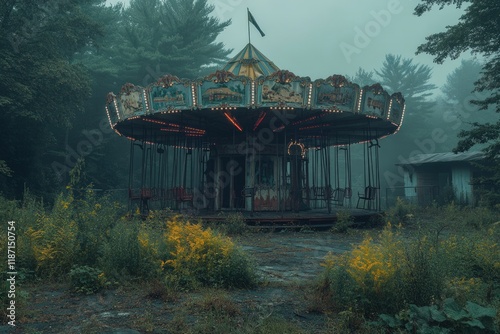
[105,42,405,222]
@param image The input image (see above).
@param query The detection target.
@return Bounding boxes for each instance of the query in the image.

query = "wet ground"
[239,230,368,283]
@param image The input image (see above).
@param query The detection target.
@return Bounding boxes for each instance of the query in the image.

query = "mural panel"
[117,84,146,118]
[149,84,192,111]
[388,92,405,126]
[312,84,359,111]
[197,79,249,108]
[257,80,306,108]
[360,84,389,118]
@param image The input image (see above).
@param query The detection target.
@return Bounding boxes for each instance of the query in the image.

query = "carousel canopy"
[105,43,406,148]
[222,43,280,80]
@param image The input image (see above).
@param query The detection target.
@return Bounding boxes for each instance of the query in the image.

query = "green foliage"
[402,234,445,307]
[69,265,106,295]
[99,222,142,279]
[4,189,122,278]
[376,298,496,333]
[252,316,307,334]
[0,160,12,177]
[204,212,249,235]
[376,54,436,119]
[0,1,104,197]
[415,0,499,113]
[99,220,165,280]
[331,209,354,233]
[72,189,121,267]
[28,193,80,277]
[387,197,416,224]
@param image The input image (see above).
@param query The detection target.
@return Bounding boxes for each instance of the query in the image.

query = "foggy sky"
[107,0,471,93]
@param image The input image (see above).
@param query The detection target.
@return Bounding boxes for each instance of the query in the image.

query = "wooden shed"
[396,151,485,205]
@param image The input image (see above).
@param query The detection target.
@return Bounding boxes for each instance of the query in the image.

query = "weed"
[145,279,179,302]
[204,212,248,236]
[190,289,241,317]
[330,209,354,233]
[69,265,106,294]
[387,197,415,224]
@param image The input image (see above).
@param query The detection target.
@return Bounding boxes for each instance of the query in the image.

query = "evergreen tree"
[0,0,106,198]
[371,54,438,191]
[69,0,232,191]
[80,0,232,85]
[415,0,500,205]
[350,67,376,87]
[375,54,437,122]
[440,59,496,140]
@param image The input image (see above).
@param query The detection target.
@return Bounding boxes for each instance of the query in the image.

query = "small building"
[396,151,485,206]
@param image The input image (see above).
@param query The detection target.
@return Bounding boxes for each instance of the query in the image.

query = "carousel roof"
[222,43,279,80]
[105,43,406,148]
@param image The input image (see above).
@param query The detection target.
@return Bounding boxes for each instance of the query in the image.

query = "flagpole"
[247,8,251,45]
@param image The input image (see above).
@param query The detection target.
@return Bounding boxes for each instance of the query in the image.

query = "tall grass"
[314,209,500,321]
[0,189,256,292]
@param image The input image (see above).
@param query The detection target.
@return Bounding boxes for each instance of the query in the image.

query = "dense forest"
[0,0,231,201]
[0,0,498,206]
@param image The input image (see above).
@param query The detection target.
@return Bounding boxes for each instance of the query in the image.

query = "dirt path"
[239,230,367,283]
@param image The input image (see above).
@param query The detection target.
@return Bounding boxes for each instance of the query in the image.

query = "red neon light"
[142,118,168,125]
[291,114,324,126]
[253,111,267,131]
[299,123,332,131]
[223,112,243,132]
[161,127,206,135]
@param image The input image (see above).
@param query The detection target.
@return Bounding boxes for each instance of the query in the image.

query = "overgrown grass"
[313,214,500,331]
[0,189,256,294]
[2,189,500,332]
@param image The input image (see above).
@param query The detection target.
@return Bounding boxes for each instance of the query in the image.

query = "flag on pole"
[248,9,265,37]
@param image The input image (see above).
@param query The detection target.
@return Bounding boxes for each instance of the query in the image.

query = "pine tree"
[0,0,106,198]
[415,0,500,206]
[70,0,233,191]
[375,54,436,122]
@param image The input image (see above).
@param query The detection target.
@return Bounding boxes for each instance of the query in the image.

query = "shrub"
[204,212,248,236]
[69,265,106,294]
[331,209,354,233]
[312,253,357,312]
[318,224,447,315]
[223,212,248,235]
[162,217,256,289]
[387,197,415,224]
[401,234,445,307]
[28,193,79,277]
[71,188,121,267]
[99,221,148,279]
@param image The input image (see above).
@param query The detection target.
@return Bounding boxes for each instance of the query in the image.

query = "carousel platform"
[190,208,383,229]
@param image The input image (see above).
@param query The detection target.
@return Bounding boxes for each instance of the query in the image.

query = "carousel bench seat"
[172,187,193,202]
[356,186,378,210]
[129,188,153,200]
[331,188,346,206]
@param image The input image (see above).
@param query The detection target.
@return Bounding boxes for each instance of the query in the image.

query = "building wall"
[451,165,473,204]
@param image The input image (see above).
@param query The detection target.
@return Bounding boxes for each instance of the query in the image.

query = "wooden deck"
[191,208,384,229]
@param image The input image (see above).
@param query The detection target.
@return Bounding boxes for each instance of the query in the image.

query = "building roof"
[222,43,280,80]
[396,151,485,166]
